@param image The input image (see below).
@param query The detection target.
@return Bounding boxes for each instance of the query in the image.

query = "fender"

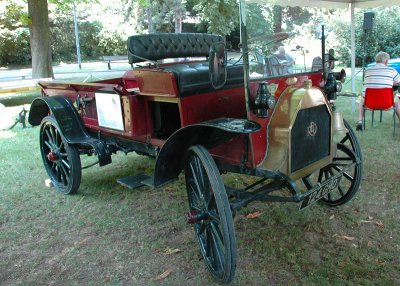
[153,118,261,187]
[28,96,111,166]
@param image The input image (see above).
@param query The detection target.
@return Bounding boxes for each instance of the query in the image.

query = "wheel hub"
[47,151,59,162]
[185,210,206,224]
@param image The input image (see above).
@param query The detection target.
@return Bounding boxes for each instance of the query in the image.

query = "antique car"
[28,2,362,284]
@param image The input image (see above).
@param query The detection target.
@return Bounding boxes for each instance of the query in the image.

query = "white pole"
[350,3,356,111]
[73,4,82,69]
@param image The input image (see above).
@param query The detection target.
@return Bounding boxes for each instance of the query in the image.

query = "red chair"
[363,88,396,135]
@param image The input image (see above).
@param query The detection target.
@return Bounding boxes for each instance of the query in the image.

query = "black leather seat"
[164,61,244,96]
[127,33,244,96]
[128,33,224,64]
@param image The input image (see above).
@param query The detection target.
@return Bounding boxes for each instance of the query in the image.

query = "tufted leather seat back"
[127,33,224,64]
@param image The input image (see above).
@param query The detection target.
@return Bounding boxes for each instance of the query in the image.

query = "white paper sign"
[95,92,124,131]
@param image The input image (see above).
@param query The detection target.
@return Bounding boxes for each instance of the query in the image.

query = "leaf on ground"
[151,269,173,281]
[376,259,386,266]
[245,211,263,219]
[360,220,374,224]
[374,221,384,228]
[163,187,175,192]
[336,235,356,241]
[329,214,335,220]
[163,247,181,255]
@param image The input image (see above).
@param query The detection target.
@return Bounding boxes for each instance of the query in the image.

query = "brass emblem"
[307,121,317,137]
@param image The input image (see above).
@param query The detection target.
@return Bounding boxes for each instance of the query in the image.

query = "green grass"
[0,83,399,285]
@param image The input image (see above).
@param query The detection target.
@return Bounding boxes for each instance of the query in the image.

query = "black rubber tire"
[185,145,236,284]
[302,120,363,206]
[40,115,81,194]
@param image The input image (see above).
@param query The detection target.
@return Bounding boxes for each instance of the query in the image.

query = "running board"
[117,173,154,189]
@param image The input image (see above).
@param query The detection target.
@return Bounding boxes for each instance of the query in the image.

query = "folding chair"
[363,88,396,135]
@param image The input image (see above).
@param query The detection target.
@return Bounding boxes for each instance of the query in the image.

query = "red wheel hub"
[47,151,58,162]
[185,210,205,224]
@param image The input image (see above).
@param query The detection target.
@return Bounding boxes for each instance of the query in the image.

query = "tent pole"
[350,3,356,111]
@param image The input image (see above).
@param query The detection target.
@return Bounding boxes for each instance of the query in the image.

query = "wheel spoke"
[61,159,71,170]
[59,162,70,185]
[207,210,221,224]
[342,170,354,182]
[337,185,345,197]
[210,221,225,271]
[195,221,207,236]
[49,125,56,144]
[317,169,324,182]
[333,156,353,162]
[44,140,53,150]
[45,129,54,146]
[194,156,205,191]
[205,224,212,258]
[189,185,202,210]
[339,133,349,144]
[56,165,61,182]
[302,176,313,189]
[189,163,206,208]
[59,152,68,158]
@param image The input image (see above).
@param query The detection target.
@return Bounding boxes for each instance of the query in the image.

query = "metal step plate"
[117,173,153,189]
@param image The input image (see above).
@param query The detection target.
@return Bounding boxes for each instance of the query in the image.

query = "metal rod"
[73,4,82,69]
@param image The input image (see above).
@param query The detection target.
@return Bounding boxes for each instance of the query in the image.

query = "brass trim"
[259,82,333,180]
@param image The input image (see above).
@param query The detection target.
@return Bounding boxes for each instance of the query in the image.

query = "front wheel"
[40,116,81,194]
[302,120,363,206]
[184,145,236,284]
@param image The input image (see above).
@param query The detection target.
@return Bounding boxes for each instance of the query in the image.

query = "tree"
[272,5,312,33]
[329,7,400,67]
[193,0,238,37]
[27,0,54,78]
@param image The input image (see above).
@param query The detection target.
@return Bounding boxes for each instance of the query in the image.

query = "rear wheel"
[184,145,236,284]
[302,120,363,206]
[40,116,81,194]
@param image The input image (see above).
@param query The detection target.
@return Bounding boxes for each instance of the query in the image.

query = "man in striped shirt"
[356,51,400,130]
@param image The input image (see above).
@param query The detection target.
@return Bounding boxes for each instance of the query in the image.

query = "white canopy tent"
[257,0,399,92]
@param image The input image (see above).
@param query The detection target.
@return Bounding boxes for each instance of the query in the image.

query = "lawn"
[0,85,399,285]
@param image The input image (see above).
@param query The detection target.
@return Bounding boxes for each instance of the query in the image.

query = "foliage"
[50,11,126,63]
[151,0,186,32]
[0,28,31,66]
[193,0,238,36]
[329,7,400,66]
[49,0,98,11]
[50,10,98,62]
[0,1,26,29]
[97,29,127,57]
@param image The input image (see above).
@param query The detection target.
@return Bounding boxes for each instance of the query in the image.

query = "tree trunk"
[175,10,182,33]
[272,5,282,33]
[28,0,54,79]
[147,4,153,33]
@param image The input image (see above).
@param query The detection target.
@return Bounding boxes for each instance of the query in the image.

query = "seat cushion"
[163,61,244,96]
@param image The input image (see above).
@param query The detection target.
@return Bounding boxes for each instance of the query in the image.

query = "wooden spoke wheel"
[302,120,363,206]
[40,116,81,194]
[184,145,236,284]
